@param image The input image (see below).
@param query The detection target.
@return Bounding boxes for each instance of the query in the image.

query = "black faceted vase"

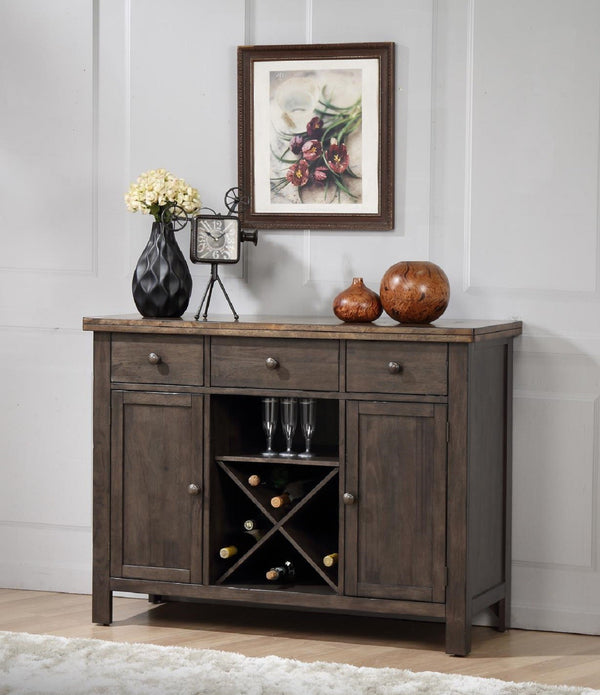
[132,221,192,318]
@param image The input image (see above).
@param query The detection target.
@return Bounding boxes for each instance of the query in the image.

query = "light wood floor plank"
[0,589,598,689]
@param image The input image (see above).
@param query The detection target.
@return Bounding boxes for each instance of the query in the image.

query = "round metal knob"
[343,492,356,505]
[388,361,401,374]
[265,357,279,370]
[148,352,161,365]
[187,483,200,496]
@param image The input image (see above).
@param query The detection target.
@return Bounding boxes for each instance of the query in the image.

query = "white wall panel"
[513,393,595,568]
[468,0,600,293]
[0,523,91,593]
[250,0,308,45]
[0,329,92,527]
[0,0,95,273]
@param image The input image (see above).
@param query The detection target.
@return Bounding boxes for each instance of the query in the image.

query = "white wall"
[1,0,599,634]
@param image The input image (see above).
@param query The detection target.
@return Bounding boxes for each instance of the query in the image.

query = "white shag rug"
[0,631,598,695]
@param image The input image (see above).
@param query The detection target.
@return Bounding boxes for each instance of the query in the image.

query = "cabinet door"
[345,401,447,602]
[111,391,203,583]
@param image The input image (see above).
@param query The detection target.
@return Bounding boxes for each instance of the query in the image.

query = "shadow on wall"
[244,235,333,317]
[395,43,409,240]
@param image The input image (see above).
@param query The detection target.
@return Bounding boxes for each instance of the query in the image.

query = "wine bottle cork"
[270,492,290,508]
[265,568,280,581]
[323,553,338,567]
[219,546,238,559]
[248,474,261,487]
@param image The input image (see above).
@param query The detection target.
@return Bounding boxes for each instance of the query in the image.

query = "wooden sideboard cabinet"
[83,315,522,656]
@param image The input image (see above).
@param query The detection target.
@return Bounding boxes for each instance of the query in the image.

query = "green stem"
[270,177,290,193]
[337,115,362,146]
[331,174,358,200]
[271,145,298,164]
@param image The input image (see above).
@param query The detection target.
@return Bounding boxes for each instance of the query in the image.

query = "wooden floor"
[0,589,599,689]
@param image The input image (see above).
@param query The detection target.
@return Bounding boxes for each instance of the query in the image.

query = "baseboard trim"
[0,522,92,594]
[0,560,91,594]
[511,603,600,634]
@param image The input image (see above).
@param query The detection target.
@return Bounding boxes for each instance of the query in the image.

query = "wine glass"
[298,398,316,459]
[279,397,297,458]
[261,397,279,457]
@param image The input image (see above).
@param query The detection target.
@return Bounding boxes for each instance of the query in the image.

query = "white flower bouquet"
[125,168,201,223]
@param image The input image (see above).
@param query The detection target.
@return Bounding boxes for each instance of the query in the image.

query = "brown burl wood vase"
[333,277,383,323]
[380,261,450,324]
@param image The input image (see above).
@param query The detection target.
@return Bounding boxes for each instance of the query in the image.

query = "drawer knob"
[343,492,356,505]
[148,352,162,365]
[388,361,401,374]
[187,483,201,496]
[265,357,279,370]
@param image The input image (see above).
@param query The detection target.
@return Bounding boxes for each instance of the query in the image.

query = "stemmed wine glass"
[261,397,279,457]
[298,398,316,459]
[279,397,298,458]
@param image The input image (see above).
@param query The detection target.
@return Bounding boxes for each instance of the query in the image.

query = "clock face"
[191,216,240,263]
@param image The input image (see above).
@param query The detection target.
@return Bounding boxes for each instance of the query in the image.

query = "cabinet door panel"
[345,401,446,602]
[111,391,203,583]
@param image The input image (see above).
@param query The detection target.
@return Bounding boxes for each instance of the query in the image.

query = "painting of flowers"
[238,43,394,230]
[269,69,363,206]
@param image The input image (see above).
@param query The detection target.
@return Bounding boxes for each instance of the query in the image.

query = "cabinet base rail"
[108,577,447,619]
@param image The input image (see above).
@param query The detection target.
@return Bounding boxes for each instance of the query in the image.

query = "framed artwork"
[238,42,394,230]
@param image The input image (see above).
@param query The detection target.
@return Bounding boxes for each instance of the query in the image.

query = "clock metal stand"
[195,261,240,321]
[189,188,258,321]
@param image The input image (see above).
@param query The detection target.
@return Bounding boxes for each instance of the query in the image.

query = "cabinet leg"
[492,598,509,632]
[92,587,113,626]
[148,594,164,604]
[445,619,471,656]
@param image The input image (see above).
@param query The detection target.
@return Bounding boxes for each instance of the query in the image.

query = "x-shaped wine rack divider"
[215,459,339,590]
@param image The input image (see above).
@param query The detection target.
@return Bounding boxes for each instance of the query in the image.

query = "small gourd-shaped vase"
[333,277,383,323]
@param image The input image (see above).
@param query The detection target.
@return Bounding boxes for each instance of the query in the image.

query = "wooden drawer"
[111,334,203,385]
[346,341,447,395]
[210,337,339,391]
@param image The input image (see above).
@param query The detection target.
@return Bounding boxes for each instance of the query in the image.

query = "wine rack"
[212,458,339,591]
[209,395,340,593]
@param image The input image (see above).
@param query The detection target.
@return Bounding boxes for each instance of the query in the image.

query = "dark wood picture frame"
[238,42,394,230]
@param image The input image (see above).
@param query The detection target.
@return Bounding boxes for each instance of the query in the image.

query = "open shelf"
[209,394,339,461]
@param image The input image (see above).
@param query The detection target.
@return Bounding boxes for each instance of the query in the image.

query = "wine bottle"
[265,560,296,582]
[219,529,262,559]
[244,528,263,542]
[219,545,239,559]
[270,479,316,509]
[322,552,338,568]
[243,518,260,531]
[248,466,290,490]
